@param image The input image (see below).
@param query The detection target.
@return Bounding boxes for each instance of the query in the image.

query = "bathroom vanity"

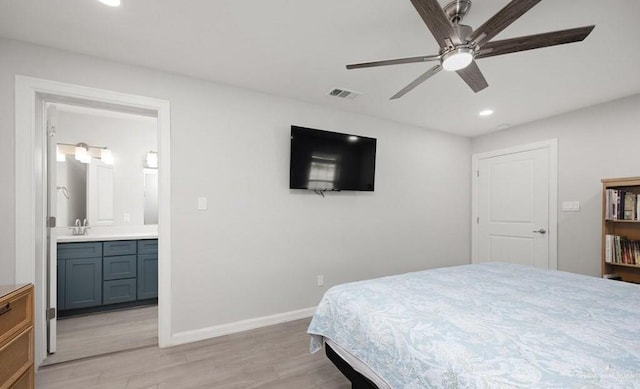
[57,235,158,317]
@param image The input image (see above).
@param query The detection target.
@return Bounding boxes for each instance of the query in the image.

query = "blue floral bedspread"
[307,263,640,388]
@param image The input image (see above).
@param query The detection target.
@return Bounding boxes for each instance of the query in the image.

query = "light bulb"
[101,149,114,165]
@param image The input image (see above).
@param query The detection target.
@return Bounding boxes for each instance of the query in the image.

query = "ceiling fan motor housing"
[444,0,472,24]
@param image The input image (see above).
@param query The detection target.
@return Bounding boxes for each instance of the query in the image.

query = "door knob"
[533,229,547,234]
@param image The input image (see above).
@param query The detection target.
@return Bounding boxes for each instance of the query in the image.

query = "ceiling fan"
[346,0,595,99]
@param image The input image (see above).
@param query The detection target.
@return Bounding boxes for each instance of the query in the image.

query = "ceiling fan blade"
[476,25,595,59]
[346,54,440,70]
[390,65,442,100]
[410,0,457,48]
[456,61,488,93]
[470,0,541,46]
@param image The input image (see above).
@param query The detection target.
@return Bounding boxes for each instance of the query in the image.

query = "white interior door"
[474,141,557,269]
[46,104,58,353]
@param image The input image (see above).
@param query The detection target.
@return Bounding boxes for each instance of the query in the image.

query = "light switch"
[197,197,207,210]
[562,201,581,212]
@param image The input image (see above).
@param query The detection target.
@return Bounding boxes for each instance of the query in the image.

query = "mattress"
[307,263,640,388]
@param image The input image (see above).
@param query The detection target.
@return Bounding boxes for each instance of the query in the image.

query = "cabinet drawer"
[10,366,33,389]
[103,279,137,305]
[103,256,137,280]
[57,242,102,260]
[0,327,33,388]
[103,241,137,257]
[137,239,158,255]
[0,286,33,348]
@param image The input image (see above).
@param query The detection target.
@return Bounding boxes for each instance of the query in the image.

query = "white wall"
[0,38,471,336]
[472,94,640,277]
[55,110,157,227]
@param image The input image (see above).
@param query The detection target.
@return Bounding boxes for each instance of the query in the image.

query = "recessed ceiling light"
[479,109,494,117]
[348,136,359,142]
[98,0,121,7]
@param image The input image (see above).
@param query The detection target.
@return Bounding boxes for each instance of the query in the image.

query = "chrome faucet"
[82,218,91,235]
[69,218,91,235]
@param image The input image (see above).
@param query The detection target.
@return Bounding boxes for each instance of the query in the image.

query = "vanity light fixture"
[146,151,158,168]
[59,142,114,164]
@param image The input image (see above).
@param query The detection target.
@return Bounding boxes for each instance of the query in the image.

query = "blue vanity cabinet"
[58,238,157,315]
[137,240,158,300]
[57,242,103,310]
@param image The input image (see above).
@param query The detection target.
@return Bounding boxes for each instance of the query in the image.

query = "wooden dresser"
[0,284,34,389]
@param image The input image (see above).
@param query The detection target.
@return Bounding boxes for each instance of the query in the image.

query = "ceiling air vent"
[329,88,362,100]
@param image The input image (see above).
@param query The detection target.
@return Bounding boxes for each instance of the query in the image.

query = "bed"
[307,263,640,388]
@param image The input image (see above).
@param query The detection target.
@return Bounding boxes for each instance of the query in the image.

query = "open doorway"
[41,102,159,365]
[14,76,172,368]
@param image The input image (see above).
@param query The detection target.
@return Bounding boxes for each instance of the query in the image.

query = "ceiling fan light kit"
[346,0,595,99]
[441,47,474,71]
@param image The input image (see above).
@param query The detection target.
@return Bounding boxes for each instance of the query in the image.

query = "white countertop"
[57,232,158,243]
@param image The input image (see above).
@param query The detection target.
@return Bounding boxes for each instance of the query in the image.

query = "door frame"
[14,75,172,367]
[471,139,558,269]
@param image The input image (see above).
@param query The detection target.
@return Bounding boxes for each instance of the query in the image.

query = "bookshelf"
[602,176,640,283]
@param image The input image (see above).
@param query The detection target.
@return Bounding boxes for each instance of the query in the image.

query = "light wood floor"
[42,305,158,366]
[36,318,350,389]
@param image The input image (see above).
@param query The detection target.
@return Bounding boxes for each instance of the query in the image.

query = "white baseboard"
[171,306,317,346]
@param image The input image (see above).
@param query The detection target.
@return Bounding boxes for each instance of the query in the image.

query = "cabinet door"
[57,261,65,311]
[65,258,102,309]
[137,254,158,300]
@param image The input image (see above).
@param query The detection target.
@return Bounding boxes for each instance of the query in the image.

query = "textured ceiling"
[1,0,638,136]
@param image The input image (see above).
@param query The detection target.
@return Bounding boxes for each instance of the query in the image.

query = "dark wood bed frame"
[325,344,379,389]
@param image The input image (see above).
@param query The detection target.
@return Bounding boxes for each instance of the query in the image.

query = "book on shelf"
[605,234,640,265]
[605,189,640,220]
[624,193,636,220]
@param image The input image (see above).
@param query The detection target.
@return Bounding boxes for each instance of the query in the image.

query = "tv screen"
[289,126,376,191]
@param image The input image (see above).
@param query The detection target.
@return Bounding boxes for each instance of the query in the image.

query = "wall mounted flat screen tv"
[290,126,377,191]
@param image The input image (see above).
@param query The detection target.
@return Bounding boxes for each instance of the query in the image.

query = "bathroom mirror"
[53,103,158,228]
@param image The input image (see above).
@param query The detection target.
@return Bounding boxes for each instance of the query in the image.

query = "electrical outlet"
[198,197,207,210]
[123,213,130,223]
[317,275,324,287]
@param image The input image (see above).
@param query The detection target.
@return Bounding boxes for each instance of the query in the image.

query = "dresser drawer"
[0,327,33,388]
[9,366,33,389]
[103,241,137,257]
[137,239,158,255]
[103,256,137,280]
[57,242,102,260]
[0,287,32,348]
